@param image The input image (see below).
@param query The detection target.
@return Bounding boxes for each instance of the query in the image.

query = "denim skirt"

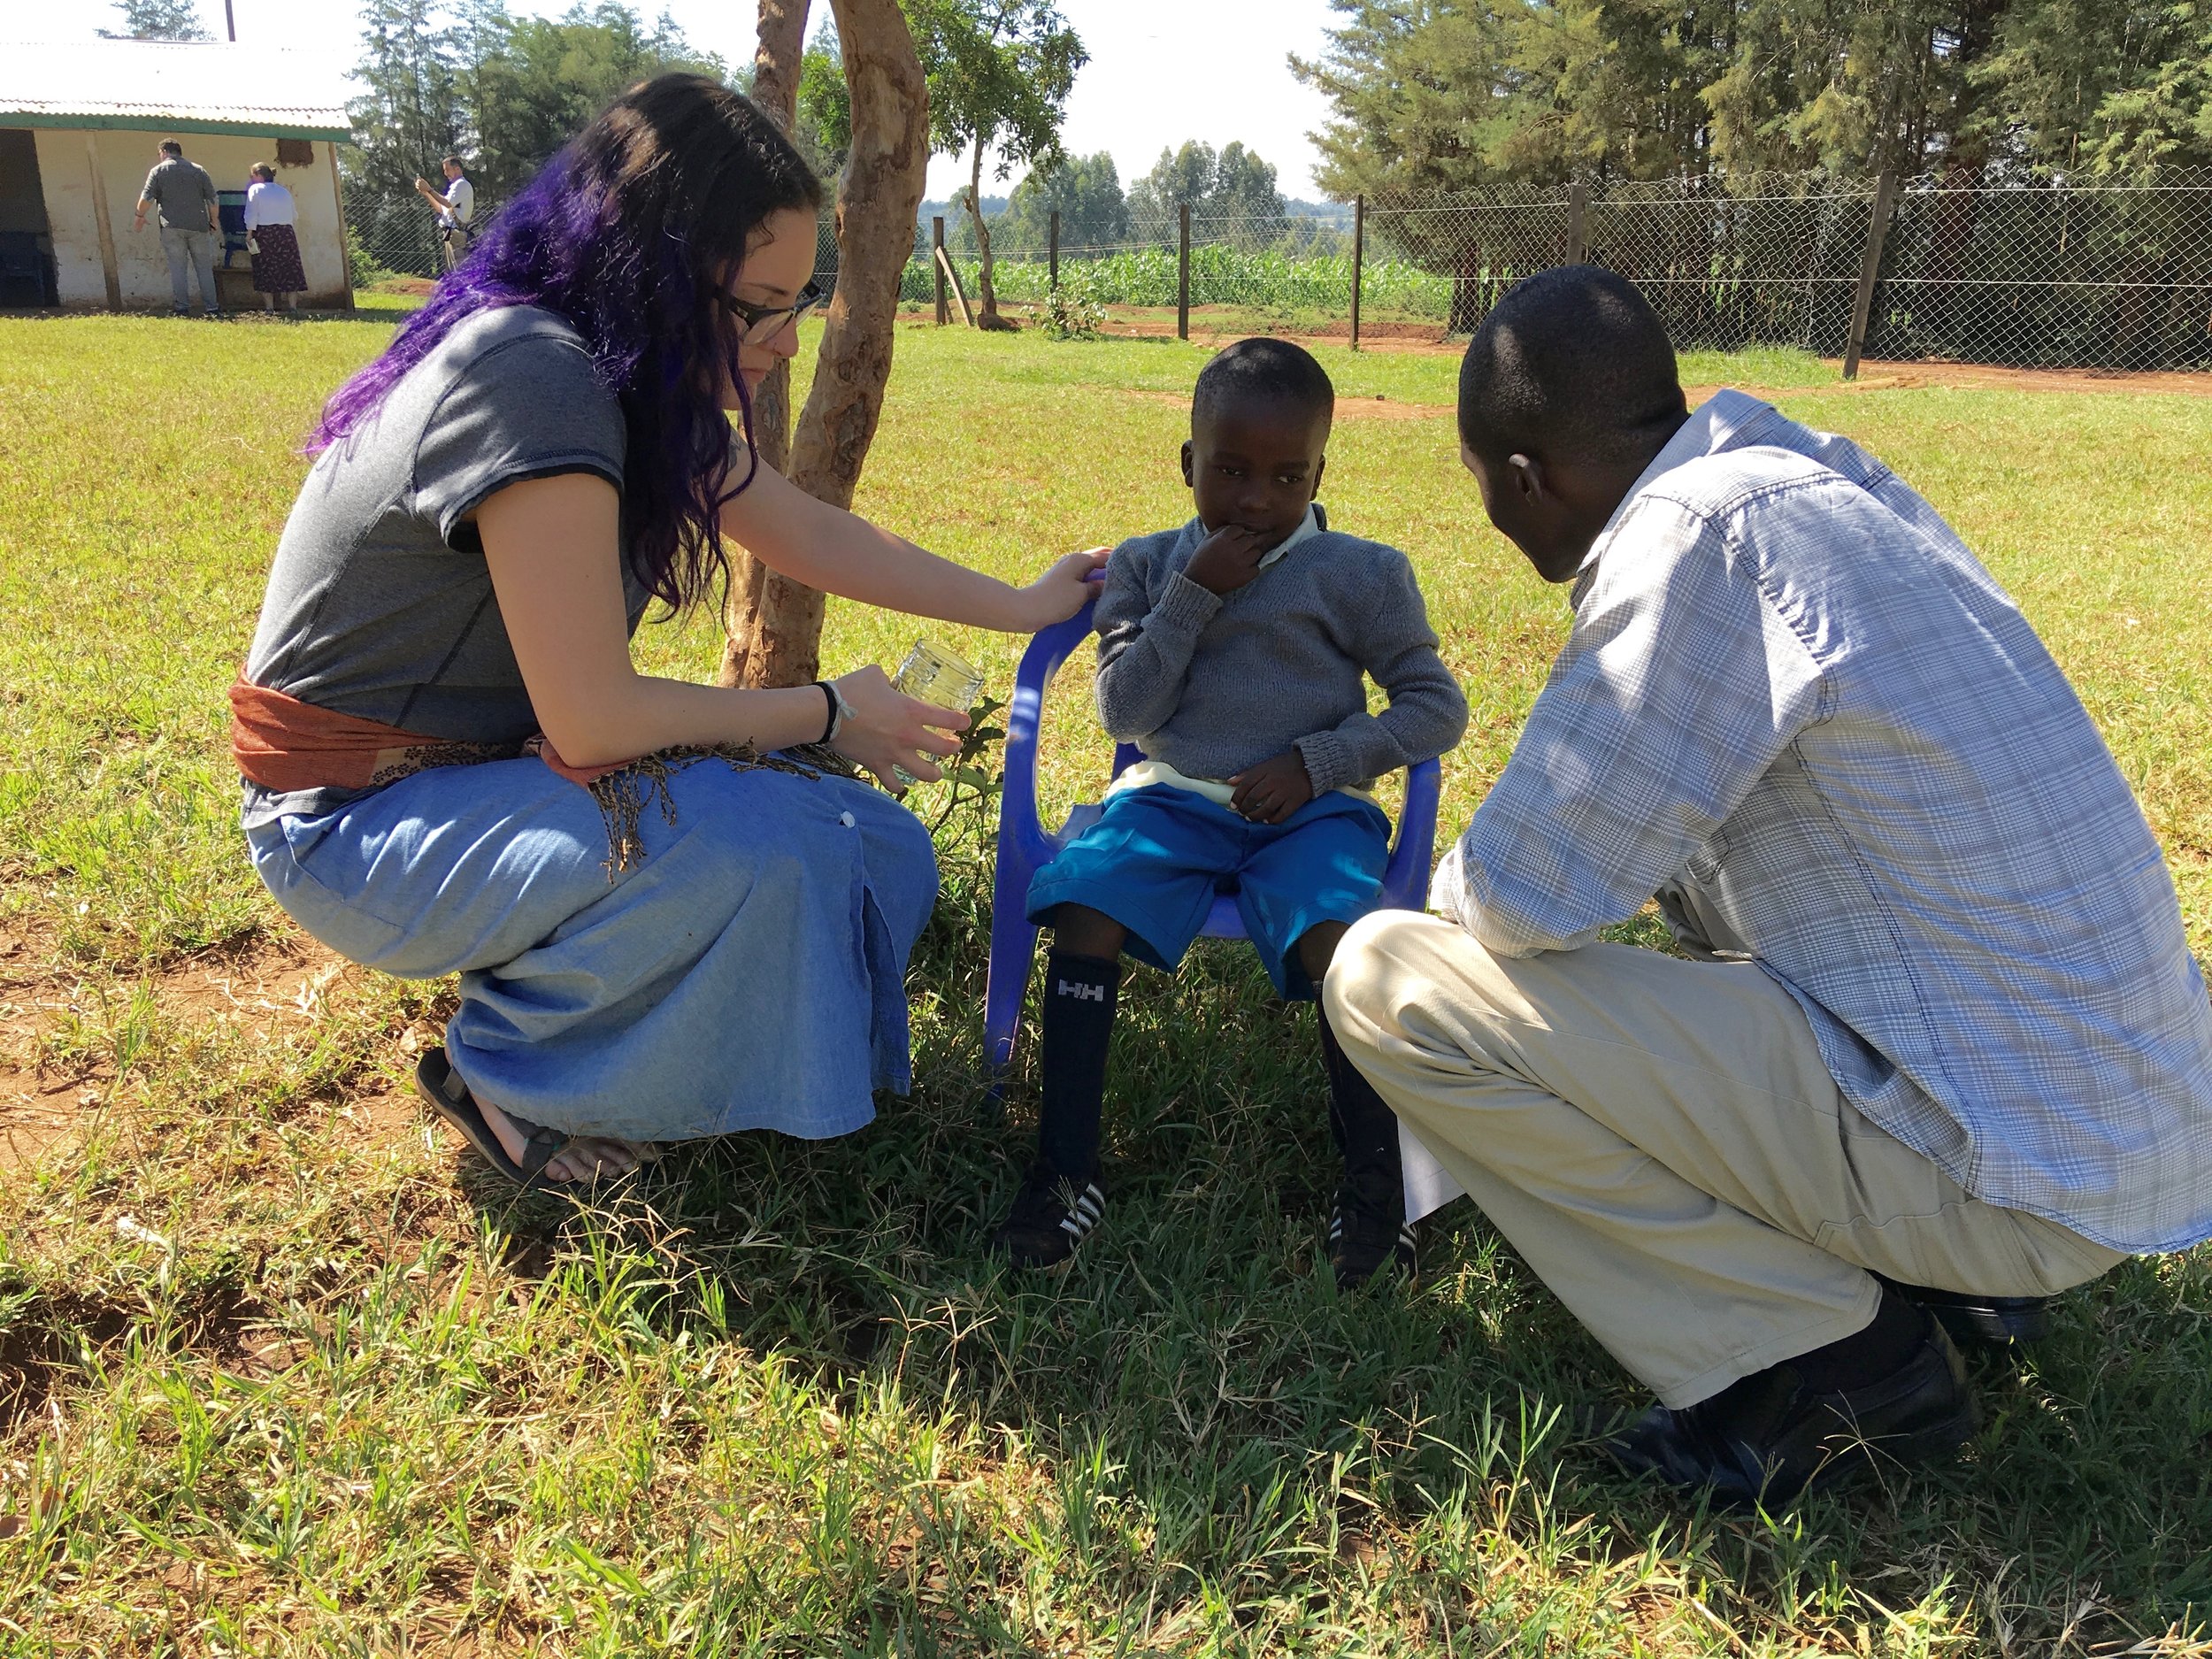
[244,756,939,1143]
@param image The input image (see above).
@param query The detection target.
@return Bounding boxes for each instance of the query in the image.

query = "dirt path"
[0,927,407,1173]
[902,303,2212,395]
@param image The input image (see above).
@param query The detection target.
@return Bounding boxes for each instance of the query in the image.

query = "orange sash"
[227,677,622,793]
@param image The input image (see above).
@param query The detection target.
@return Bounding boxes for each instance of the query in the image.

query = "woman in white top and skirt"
[243,165,306,311]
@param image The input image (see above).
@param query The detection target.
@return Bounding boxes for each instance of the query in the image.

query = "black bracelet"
[812,680,839,745]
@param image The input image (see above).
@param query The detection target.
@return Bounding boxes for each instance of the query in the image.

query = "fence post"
[1049,210,1060,292]
[1567,180,1587,265]
[1350,195,1364,352]
[1178,203,1191,341]
[1844,172,1897,380]
[933,215,949,326]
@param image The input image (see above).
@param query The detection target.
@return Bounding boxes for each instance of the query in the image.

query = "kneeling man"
[1326,266,2212,1506]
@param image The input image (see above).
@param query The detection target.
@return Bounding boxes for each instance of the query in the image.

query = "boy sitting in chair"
[993,338,1469,1286]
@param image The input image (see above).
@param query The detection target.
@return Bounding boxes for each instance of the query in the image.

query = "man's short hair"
[158,140,183,157]
[1194,336,1335,432]
[1457,265,1686,465]
[442,155,464,171]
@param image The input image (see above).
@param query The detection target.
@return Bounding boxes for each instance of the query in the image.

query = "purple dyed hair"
[310,74,824,613]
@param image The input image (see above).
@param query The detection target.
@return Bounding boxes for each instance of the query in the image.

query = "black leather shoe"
[1878,1279,2054,1346]
[1603,1322,1976,1508]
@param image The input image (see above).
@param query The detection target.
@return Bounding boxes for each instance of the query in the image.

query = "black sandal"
[413,1047,575,1189]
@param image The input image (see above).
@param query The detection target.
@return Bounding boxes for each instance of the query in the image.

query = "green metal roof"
[0,40,351,144]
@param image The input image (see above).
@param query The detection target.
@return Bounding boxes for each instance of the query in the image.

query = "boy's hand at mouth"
[1184,523,1272,595]
[1229,749,1315,825]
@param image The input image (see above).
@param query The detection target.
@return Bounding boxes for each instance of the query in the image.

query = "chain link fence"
[343,170,2212,373]
[1871,171,2212,369]
[909,169,2212,373]
[344,190,471,285]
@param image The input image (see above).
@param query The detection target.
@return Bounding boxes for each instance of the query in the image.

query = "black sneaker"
[1327,1179,1417,1290]
[990,1161,1106,1270]
[1603,1319,1976,1508]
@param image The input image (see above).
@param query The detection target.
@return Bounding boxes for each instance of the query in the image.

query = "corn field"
[904,246,1453,320]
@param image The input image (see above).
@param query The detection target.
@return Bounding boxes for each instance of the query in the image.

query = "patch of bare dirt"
[0,926,416,1174]
[1831,358,2212,395]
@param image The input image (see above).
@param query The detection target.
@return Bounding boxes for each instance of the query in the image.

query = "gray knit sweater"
[1094,512,1469,795]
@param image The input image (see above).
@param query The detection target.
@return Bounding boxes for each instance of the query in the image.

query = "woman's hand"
[828,665,969,788]
[725,466,1111,635]
[1013,547,1111,629]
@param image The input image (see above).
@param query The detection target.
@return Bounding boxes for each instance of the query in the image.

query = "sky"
[15,0,1348,200]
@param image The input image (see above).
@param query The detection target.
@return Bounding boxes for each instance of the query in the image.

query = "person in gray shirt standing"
[134,139,222,317]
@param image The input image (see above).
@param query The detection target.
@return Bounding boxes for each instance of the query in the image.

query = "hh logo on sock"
[1056,979,1107,1002]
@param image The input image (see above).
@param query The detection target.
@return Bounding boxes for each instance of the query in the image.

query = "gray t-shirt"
[142,157,217,230]
[242,305,637,825]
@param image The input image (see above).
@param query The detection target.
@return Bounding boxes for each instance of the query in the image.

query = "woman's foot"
[475,1091,660,1186]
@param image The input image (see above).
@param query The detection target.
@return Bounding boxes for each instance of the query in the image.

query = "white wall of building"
[27,127,350,310]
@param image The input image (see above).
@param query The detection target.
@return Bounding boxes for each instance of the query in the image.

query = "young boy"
[993,338,1470,1287]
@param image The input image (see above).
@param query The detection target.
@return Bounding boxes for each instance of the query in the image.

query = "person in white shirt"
[413,156,477,271]
[242,164,304,312]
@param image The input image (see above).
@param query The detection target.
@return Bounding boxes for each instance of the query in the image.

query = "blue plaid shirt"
[1434,390,2212,1254]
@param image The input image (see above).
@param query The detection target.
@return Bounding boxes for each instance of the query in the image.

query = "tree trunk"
[718,0,811,689]
[967,133,1014,330]
[726,0,931,689]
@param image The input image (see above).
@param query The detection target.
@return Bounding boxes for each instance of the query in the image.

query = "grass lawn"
[0,310,2207,1655]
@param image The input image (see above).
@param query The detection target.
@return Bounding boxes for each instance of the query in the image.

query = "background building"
[0,39,352,311]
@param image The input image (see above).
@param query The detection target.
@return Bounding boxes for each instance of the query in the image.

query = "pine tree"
[347,0,468,267]
[98,1,210,41]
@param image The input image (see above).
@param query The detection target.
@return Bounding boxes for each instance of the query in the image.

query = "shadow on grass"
[454,810,2212,1651]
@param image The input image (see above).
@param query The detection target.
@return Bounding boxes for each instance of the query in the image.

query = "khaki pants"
[1325,910,2124,1407]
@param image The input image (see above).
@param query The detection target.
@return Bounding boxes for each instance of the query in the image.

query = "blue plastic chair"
[218,192,250,267]
[984,595,1443,1072]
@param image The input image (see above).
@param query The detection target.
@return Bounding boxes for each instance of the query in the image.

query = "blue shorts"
[1025,784,1393,1000]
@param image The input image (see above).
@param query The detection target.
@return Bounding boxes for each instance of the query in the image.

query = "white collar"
[1256,503,1323,570]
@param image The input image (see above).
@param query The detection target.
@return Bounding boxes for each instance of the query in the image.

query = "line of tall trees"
[1292,0,2212,200]
[933,141,1342,260]
[346,2,727,261]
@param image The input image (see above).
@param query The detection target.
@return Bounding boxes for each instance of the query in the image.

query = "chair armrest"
[1379,757,1443,910]
[999,596,1099,876]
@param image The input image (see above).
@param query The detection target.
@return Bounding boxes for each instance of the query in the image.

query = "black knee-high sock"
[1035,949,1120,1179]
[1317,1000,1403,1195]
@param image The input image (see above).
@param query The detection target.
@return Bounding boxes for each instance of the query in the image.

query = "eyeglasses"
[713,277,827,344]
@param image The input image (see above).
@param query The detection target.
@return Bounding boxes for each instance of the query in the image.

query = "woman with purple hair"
[229,75,1103,1188]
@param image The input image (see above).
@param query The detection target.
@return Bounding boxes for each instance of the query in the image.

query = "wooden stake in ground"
[936,242,977,327]
[722,0,931,691]
[718,0,812,689]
